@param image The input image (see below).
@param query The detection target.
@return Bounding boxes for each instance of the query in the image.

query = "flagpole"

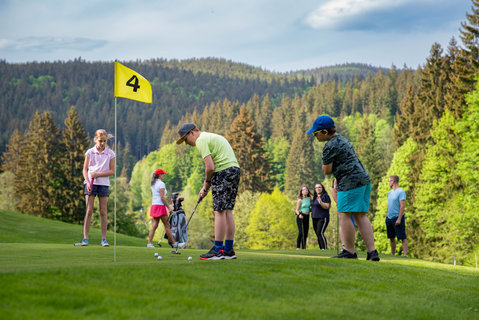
[114,97,117,262]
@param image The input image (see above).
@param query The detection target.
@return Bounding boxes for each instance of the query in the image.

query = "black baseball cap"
[176,123,196,144]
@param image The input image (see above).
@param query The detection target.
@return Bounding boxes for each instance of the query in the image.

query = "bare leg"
[402,239,408,256]
[98,196,108,239]
[83,195,95,239]
[160,215,176,244]
[214,210,226,241]
[148,217,160,244]
[224,210,235,240]
[352,212,376,252]
[338,212,355,253]
[390,239,396,255]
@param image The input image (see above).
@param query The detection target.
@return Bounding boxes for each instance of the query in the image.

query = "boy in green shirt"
[177,123,241,260]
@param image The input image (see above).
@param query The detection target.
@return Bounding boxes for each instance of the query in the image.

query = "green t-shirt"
[300,198,311,213]
[196,132,239,172]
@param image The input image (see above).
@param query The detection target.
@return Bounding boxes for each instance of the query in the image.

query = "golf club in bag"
[168,193,203,254]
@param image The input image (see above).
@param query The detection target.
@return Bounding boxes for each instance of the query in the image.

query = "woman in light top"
[295,185,312,250]
[147,168,179,248]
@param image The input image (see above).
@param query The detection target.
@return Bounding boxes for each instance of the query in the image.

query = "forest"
[1,0,478,266]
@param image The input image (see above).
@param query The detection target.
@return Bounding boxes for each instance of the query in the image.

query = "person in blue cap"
[307,115,380,261]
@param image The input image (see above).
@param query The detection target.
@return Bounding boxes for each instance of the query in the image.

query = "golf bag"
[165,209,188,245]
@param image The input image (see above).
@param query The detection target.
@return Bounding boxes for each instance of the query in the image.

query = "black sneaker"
[200,247,224,260]
[223,248,237,260]
[367,249,380,261]
[332,249,358,259]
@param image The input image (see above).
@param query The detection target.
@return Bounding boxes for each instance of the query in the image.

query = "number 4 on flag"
[114,61,152,103]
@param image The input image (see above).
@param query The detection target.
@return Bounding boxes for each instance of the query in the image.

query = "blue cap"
[306,115,335,134]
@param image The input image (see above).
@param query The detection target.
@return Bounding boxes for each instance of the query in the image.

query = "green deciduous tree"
[233,190,261,249]
[414,112,459,260]
[452,81,479,265]
[245,188,296,249]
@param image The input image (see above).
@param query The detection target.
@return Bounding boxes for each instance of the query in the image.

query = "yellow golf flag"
[114,61,152,103]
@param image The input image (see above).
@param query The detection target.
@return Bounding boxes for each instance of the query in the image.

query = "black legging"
[296,214,310,249]
[312,217,330,249]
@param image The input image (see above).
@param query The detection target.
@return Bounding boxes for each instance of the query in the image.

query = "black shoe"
[223,248,237,260]
[367,249,380,261]
[332,249,358,259]
[200,247,224,260]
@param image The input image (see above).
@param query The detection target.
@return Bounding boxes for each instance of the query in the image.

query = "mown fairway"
[0,210,478,320]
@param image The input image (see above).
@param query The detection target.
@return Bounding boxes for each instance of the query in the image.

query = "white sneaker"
[147,243,155,248]
[172,242,186,249]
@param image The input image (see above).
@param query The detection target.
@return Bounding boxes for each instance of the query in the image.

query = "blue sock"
[214,241,223,252]
[225,240,234,251]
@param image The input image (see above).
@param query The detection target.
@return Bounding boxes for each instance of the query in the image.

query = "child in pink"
[81,129,115,247]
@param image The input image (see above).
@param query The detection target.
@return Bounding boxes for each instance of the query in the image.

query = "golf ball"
[157,256,162,260]
[154,252,159,257]
[188,256,192,261]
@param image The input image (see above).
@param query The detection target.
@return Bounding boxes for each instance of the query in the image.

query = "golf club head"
[170,250,181,254]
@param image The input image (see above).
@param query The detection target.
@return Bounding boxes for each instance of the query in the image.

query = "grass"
[1,210,478,319]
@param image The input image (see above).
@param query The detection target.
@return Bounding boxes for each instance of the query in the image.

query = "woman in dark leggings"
[295,185,312,249]
[311,183,331,250]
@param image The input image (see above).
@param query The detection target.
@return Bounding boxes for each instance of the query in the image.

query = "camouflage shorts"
[211,166,241,211]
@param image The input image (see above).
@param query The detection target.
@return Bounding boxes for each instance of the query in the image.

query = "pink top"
[85,146,115,186]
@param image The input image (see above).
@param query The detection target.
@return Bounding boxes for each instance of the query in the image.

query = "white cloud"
[304,0,411,29]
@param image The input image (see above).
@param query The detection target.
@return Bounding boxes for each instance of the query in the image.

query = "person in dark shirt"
[307,115,380,261]
[311,183,331,250]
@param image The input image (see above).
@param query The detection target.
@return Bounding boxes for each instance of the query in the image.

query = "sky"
[0,0,472,72]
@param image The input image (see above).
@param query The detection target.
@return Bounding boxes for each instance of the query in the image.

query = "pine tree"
[415,43,450,146]
[119,141,135,180]
[356,116,382,215]
[59,106,90,222]
[15,111,62,218]
[393,86,418,147]
[1,129,23,173]
[160,120,177,147]
[256,94,273,139]
[444,37,464,117]
[450,0,479,117]
[226,106,272,193]
[284,128,316,198]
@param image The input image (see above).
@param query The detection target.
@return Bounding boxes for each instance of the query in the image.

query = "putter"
[186,196,202,229]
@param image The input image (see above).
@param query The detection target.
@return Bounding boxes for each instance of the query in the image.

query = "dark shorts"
[211,166,241,211]
[84,184,110,196]
[386,216,406,240]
